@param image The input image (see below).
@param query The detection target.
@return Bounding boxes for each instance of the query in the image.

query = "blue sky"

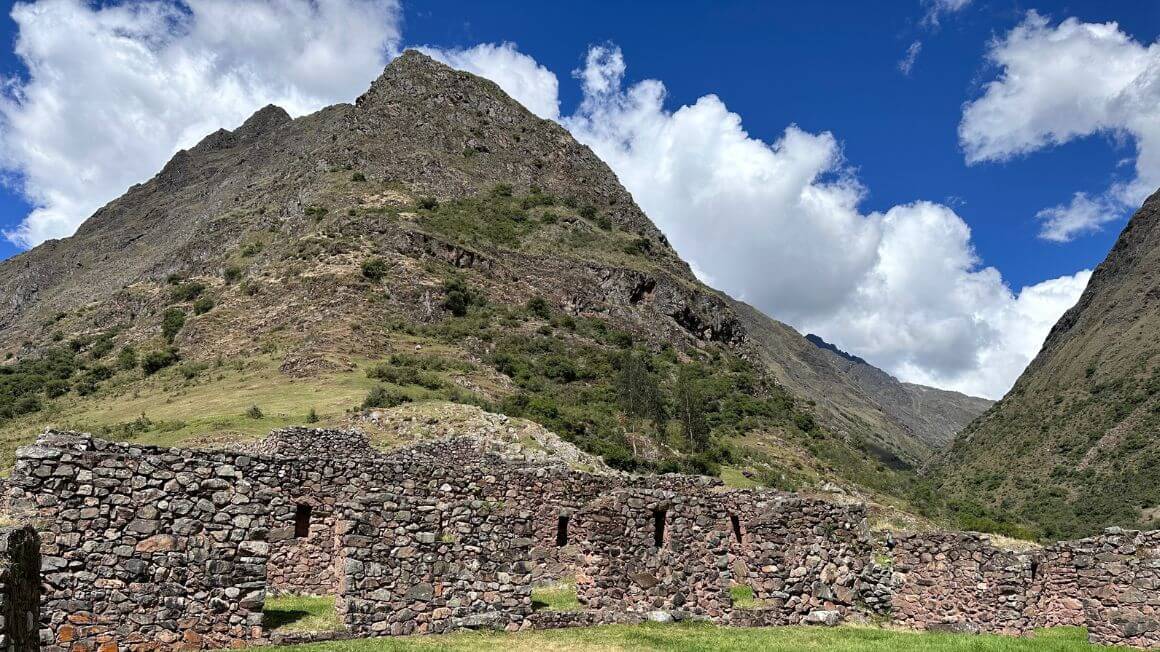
[0,0,1155,398]
[402,0,1154,291]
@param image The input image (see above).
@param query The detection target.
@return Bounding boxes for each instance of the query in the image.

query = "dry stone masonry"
[4,427,1160,649]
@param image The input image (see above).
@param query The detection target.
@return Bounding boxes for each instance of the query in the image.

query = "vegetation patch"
[262,594,345,633]
[531,581,581,612]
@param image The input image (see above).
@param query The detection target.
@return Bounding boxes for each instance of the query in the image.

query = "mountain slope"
[931,189,1160,539]
[0,51,985,495]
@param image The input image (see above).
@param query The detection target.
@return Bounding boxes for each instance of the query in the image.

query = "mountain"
[0,51,986,499]
[931,189,1160,539]
[803,333,992,449]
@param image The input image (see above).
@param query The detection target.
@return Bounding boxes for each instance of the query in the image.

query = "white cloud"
[0,0,402,247]
[419,42,559,120]
[960,10,1160,241]
[899,41,923,75]
[444,42,1089,399]
[1035,192,1122,242]
[921,0,972,28]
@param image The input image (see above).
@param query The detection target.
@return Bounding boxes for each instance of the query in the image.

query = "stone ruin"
[0,426,1159,649]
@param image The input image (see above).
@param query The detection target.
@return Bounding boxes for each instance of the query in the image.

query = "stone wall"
[9,432,272,650]
[888,532,1034,635]
[724,492,869,625]
[574,487,732,619]
[1060,528,1160,648]
[0,525,39,650]
[14,426,1160,651]
[337,491,533,636]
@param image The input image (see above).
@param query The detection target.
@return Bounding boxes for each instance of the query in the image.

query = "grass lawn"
[531,581,581,611]
[258,623,1117,651]
[264,595,346,633]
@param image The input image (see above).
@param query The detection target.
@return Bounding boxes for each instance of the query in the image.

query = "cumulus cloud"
[447,43,1088,398]
[960,11,1160,241]
[0,0,402,247]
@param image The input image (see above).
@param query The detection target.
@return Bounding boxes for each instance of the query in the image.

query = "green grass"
[729,585,757,609]
[257,623,1114,651]
[531,582,581,612]
[264,594,345,633]
[719,467,760,489]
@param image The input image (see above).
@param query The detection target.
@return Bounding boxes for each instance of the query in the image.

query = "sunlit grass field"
[261,596,1116,651]
[261,622,1114,651]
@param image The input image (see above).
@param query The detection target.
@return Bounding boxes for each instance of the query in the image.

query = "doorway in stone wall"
[262,502,348,636]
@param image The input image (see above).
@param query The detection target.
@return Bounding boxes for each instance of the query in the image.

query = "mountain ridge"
[0,50,986,498]
[932,188,1160,539]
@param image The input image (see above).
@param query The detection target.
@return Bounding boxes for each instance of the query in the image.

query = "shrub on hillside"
[171,281,206,302]
[141,348,179,375]
[442,277,483,317]
[526,296,552,319]
[361,257,388,281]
[117,346,138,370]
[161,306,185,343]
[193,297,215,315]
[362,386,411,410]
[161,308,186,343]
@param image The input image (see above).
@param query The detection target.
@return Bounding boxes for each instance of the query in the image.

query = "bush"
[526,296,552,319]
[793,411,816,432]
[245,404,264,419]
[306,407,319,423]
[624,237,651,255]
[578,204,597,220]
[161,308,186,343]
[595,214,613,231]
[178,362,208,380]
[366,363,443,389]
[223,266,242,284]
[361,257,388,281]
[240,241,264,257]
[442,277,482,317]
[193,296,214,315]
[141,348,179,375]
[362,386,412,410]
[417,196,439,210]
[117,346,138,370]
[491,183,513,197]
[351,172,367,182]
[44,379,70,398]
[171,281,206,302]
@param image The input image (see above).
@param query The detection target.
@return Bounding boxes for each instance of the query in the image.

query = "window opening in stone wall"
[294,504,312,539]
[729,513,742,543]
[1030,559,1039,581]
[653,509,666,548]
[556,515,570,547]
